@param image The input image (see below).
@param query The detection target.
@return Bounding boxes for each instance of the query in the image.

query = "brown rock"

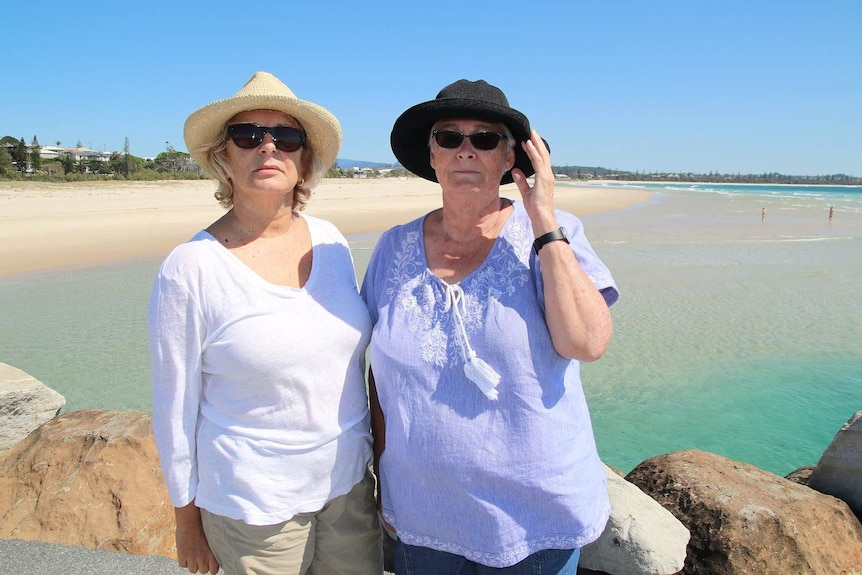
[0,409,176,558]
[626,450,862,575]
[0,362,66,451]
[785,465,815,486]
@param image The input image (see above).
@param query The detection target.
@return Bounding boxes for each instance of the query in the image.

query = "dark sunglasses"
[226,123,307,152]
[432,130,508,151]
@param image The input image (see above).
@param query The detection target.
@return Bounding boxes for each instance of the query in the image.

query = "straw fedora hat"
[390,79,548,185]
[184,71,341,171]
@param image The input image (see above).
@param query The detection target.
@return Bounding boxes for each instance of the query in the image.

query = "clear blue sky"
[3,0,860,176]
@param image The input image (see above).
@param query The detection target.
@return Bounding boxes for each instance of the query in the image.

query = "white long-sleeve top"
[148,214,372,525]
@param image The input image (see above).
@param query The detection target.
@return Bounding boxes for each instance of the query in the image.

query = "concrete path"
[0,539,196,575]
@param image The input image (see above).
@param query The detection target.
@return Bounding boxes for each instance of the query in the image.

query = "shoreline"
[0,178,653,279]
[579,179,862,188]
[2,177,859,480]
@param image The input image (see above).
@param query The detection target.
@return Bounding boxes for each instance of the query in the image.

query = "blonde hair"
[194,115,327,210]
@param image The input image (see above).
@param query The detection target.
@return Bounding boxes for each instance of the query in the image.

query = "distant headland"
[2,136,859,184]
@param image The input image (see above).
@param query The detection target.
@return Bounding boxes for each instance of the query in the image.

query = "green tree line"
[551,165,862,185]
[6,132,856,184]
[0,136,205,181]
[0,135,413,182]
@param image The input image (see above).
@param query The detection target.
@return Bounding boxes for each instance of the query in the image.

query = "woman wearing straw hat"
[148,72,382,575]
[361,80,618,573]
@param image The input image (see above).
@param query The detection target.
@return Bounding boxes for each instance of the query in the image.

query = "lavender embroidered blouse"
[361,201,618,568]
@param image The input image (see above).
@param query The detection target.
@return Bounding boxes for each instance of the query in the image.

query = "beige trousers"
[201,470,383,575]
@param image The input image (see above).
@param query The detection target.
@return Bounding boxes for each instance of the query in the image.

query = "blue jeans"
[394,541,580,575]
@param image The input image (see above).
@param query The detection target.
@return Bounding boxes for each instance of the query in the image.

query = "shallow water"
[1,185,860,476]
[584,235,861,474]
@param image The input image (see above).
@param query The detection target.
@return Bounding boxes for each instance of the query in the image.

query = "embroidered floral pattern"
[384,220,531,369]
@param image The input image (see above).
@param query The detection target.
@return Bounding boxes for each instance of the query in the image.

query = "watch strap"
[533,227,569,255]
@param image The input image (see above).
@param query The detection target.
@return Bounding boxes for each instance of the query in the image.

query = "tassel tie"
[443,283,501,400]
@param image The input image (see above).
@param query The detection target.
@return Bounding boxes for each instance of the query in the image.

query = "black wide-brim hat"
[390,79,548,185]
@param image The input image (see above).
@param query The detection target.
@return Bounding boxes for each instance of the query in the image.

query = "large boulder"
[580,464,688,574]
[626,449,862,574]
[0,409,176,557]
[808,411,862,517]
[0,362,65,451]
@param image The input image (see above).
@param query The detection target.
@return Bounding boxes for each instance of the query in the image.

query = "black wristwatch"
[533,227,570,255]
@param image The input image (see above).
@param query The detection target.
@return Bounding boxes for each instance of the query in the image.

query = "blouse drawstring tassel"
[444,284,501,400]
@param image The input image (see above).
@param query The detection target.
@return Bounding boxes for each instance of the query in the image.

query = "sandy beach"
[0,178,658,574]
[0,173,859,575]
[0,178,653,278]
[2,177,859,478]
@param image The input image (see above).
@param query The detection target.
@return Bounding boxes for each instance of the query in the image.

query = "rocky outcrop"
[807,411,862,518]
[0,409,175,558]
[0,362,65,451]
[580,464,688,575]
[1,363,860,575]
[784,465,815,486]
[626,449,862,575]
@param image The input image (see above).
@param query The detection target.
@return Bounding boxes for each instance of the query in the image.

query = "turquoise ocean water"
[1,183,860,476]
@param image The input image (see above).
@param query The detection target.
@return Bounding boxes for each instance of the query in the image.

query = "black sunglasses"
[432,130,508,151]
[226,123,307,152]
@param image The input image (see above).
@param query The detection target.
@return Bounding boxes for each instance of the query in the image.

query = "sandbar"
[0,178,652,278]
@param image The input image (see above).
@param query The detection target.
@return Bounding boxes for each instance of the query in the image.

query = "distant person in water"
[829,206,834,222]
[761,207,766,223]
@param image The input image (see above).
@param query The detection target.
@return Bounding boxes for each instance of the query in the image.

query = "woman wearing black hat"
[361,80,618,573]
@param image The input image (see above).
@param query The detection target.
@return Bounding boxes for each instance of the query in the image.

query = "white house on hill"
[39,145,111,163]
